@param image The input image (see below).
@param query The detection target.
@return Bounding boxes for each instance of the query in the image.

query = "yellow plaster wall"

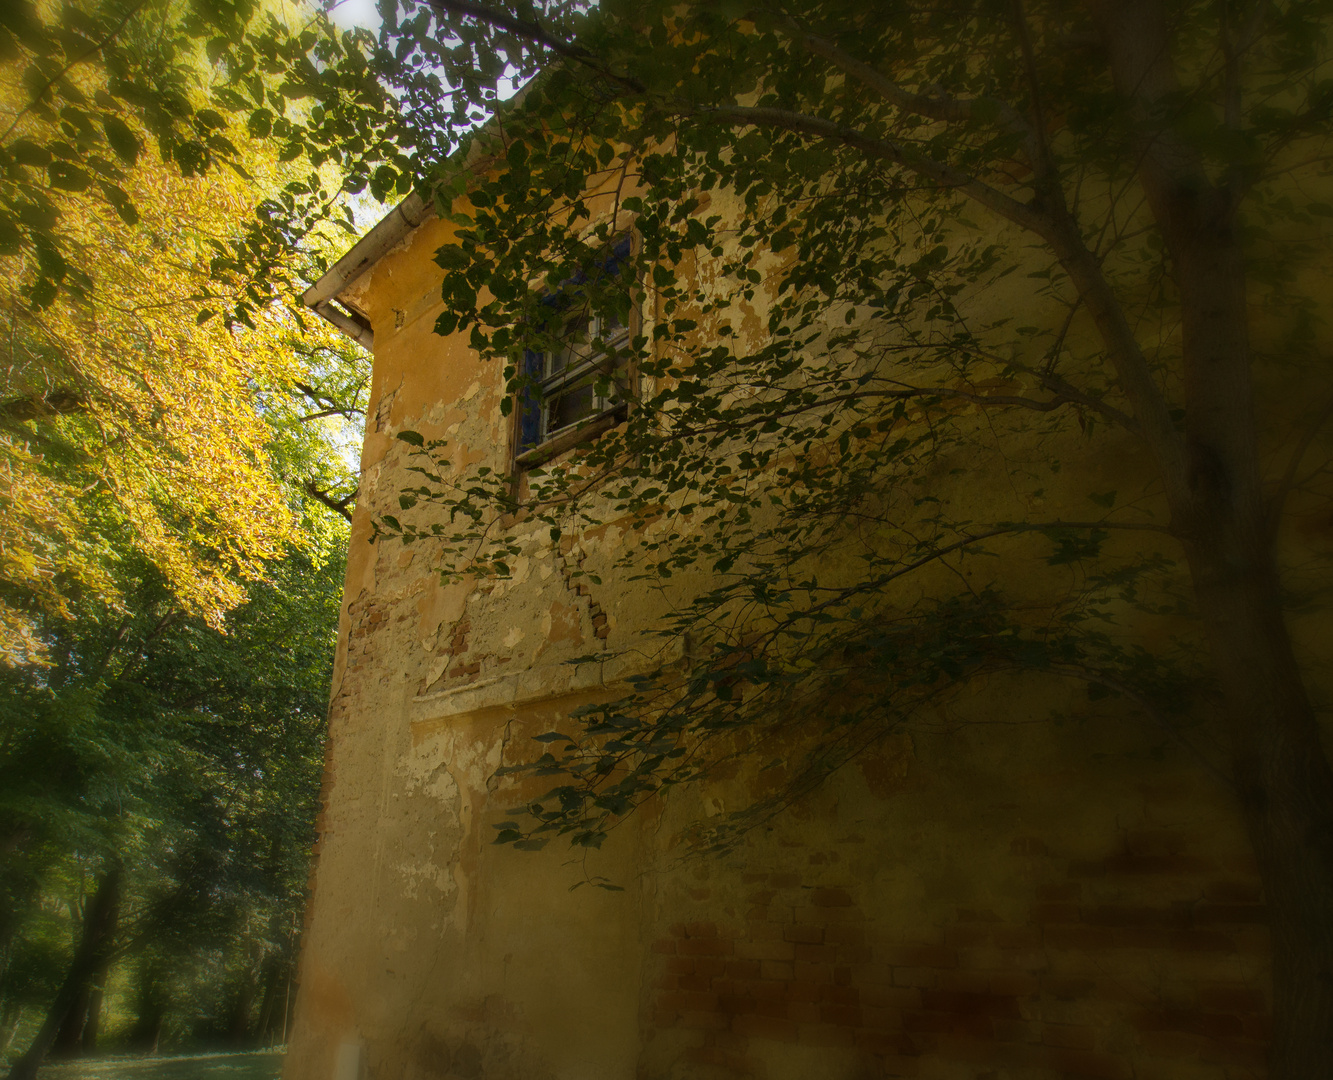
[281,190,1325,1080]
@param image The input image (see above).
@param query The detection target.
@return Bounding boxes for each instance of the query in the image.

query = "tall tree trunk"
[1190,548,1333,1075]
[228,975,255,1044]
[51,982,91,1057]
[254,958,281,1044]
[6,865,121,1080]
[81,966,109,1053]
[1087,3,1333,1073]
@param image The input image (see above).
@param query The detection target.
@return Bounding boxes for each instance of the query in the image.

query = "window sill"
[514,404,628,470]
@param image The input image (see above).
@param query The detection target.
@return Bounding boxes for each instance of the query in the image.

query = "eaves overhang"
[302,76,541,350]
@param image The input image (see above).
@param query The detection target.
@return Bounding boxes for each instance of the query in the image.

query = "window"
[515,236,634,467]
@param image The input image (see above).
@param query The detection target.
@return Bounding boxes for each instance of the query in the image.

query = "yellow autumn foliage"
[0,67,349,664]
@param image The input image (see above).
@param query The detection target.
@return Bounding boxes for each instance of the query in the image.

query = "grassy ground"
[38,1051,284,1080]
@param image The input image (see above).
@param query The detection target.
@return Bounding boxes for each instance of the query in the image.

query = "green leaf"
[48,161,90,191]
[101,115,138,165]
[396,430,424,447]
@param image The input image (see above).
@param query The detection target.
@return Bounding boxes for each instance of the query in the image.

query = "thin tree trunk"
[6,865,121,1080]
[81,973,107,1053]
[51,982,91,1057]
[254,958,281,1044]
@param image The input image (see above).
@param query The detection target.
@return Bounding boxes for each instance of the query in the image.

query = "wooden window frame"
[513,235,637,470]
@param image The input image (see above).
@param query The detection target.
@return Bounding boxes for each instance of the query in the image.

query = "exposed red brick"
[1032,902,1080,923]
[884,945,958,968]
[733,1014,798,1042]
[892,968,940,989]
[769,872,801,887]
[823,983,859,1006]
[820,1004,862,1027]
[932,970,993,996]
[694,956,727,978]
[824,925,866,947]
[1094,904,1192,927]
[760,960,794,981]
[795,943,836,964]
[992,926,1042,949]
[665,957,695,975]
[749,980,788,1004]
[921,990,1021,1018]
[812,888,854,907]
[1043,1048,1129,1080]
[784,924,824,944]
[747,919,783,940]
[725,959,761,980]
[1070,853,1213,876]
[794,907,864,928]
[1043,976,1095,1000]
[945,925,992,948]
[901,1011,955,1033]
[1043,925,1117,951]
[1205,880,1263,903]
[988,972,1040,997]
[794,961,834,983]
[685,921,718,938]
[1133,1008,1244,1040]
[1167,929,1236,952]
[736,940,795,962]
[1196,984,1267,1014]
[1041,1023,1096,1050]
[862,985,923,1010]
[798,1022,857,1046]
[676,1011,729,1031]
[1193,903,1268,924]
[679,937,734,957]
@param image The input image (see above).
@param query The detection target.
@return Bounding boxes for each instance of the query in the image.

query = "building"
[285,165,1277,1079]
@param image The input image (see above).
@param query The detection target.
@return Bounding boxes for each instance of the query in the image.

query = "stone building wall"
[282,199,1291,1080]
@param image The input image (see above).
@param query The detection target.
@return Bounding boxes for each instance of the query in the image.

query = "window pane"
[548,315,590,376]
[546,379,597,436]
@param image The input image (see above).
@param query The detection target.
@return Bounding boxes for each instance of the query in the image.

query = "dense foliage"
[0,0,374,1067]
[0,544,343,1061]
[0,0,382,662]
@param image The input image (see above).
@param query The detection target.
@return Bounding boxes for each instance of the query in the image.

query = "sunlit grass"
[39,1051,284,1080]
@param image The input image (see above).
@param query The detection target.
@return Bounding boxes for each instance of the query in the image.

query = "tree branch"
[698,104,1054,236]
[0,391,87,423]
[765,13,1030,135]
[304,481,356,523]
[1268,392,1333,535]
[425,0,645,93]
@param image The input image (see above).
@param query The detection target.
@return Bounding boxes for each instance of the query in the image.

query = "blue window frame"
[516,236,633,463]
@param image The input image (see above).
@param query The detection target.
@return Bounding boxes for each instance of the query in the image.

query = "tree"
[359,2,1333,1076]
[0,540,343,1073]
[0,0,375,661]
